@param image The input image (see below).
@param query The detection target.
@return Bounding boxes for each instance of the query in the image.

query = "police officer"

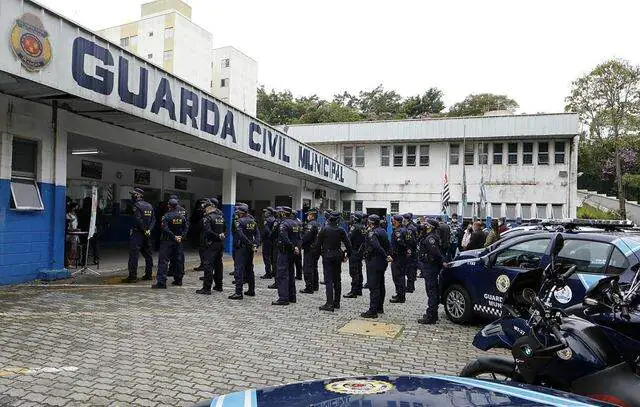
[229,202,246,276]
[389,214,410,303]
[344,212,365,298]
[418,219,444,324]
[273,207,300,305]
[153,197,188,288]
[268,206,283,290]
[402,213,418,293]
[449,213,462,261]
[260,207,276,279]
[292,211,304,280]
[315,210,352,312]
[228,204,259,299]
[123,188,155,283]
[300,208,320,294]
[437,216,451,261]
[196,199,227,295]
[360,214,390,319]
[193,199,209,273]
[167,195,189,278]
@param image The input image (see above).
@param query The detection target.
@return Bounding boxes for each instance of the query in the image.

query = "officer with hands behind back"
[360,214,390,318]
[417,218,444,324]
[315,210,352,312]
[196,198,227,295]
[123,188,155,283]
[153,197,188,289]
[229,204,259,300]
[300,208,320,294]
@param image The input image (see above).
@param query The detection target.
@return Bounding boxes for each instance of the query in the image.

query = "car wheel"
[444,284,473,324]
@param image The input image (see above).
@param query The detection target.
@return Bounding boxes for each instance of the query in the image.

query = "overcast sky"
[37,0,640,114]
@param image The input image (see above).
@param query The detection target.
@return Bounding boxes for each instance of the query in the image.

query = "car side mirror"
[551,233,565,257]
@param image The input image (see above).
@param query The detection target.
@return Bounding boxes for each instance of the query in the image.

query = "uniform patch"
[496,275,511,293]
[325,379,395,395]
[556,348,573,360]
[553,286,573,304]
[428,237,436,245]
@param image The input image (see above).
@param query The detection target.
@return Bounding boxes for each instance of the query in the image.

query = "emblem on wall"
[10,13,52,72]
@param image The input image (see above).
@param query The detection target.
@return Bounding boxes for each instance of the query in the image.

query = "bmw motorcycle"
[460,234,640,407]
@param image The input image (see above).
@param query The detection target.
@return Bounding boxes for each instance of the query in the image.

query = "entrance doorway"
[367,208,387,217]
[274,195,293,208]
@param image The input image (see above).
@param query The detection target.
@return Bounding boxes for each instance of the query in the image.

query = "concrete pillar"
[50,105,67,274]
[531,203,538,219]
[222,164,237,253]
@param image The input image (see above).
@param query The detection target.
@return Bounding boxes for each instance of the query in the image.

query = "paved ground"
[0,263,491,407]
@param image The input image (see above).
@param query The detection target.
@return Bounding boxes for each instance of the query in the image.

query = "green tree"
[401,88,446,117]
[448,93,519,117]
[298,102,362,124]
[256,87,300,125]
[357,85,403,120]
[566,59,640,218]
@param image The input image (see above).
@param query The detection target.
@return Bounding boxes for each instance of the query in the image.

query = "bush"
[577,204,621,220]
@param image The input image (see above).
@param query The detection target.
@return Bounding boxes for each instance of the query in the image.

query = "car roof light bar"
[540,218,635,229]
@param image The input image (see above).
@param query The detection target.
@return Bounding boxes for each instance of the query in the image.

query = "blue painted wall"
[0,180,68,285]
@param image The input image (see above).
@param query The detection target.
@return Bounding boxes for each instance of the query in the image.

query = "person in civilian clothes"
[315,210,352,312]
[360,214,391,318]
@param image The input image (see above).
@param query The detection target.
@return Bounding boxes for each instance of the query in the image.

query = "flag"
[442,173,450,214]
[479,171,487,209]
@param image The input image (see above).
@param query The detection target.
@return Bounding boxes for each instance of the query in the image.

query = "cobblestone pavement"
[0,264,492,406]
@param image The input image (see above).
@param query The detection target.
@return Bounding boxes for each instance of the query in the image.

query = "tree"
[357,85,403,120]
[401,87,446,117]
[566,59,640,218]
[256,87,300,125]
[448,93,519,117]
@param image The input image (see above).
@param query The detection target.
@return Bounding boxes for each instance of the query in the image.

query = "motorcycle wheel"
[460,357,521,382]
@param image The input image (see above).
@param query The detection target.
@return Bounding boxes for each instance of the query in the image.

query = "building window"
[390,201,400,214]
[506,203,517,218]
[521,204,532,219]
[523,142,533,165]
[342,200,351,212]
[552,204,564,219]
[221,58,230,68]
[380,146,390,167]
[478,142,489,164]
[164,27,174,39]
[419,145,429,166]
[343,146,353,167]
[493,143,503,164]
[10,138,43,211]
[538,142,549,165]
[130,35,138,46]
[354,201,363,212]
[508,143,518,165]
[355,146,365,167]
[555,141,566,164]
[449,143,460,165]
[120,37,129,47]
[149,31,154,37]
[163,50,173,60]
[406,145,416,166]
[329,199,336,210]
[220,78,229,88]
[464,142,474,165]
[393,145,404,167]
[147,53,153,59]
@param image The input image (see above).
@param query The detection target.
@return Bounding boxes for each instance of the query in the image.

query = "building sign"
[174,175,188,191]
[81,160,103,180]
[10,13,52,72]
[134,169,150,185]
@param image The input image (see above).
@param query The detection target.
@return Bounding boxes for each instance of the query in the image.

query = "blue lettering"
[221,111,236,143]
[338,165,344,182]
[200,98,220,135]
[72,37,114,95]
[150,78,176,120]
[282,137,290,163]
[117,57,147,108]
[331,162,336,179]
[314,154,321,173]
[323,158,329,177]
[267,130,277,157]
[249,122,261,152]
[180,87,199,128]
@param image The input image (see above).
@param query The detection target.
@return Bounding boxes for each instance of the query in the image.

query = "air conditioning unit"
[559,170,568,178]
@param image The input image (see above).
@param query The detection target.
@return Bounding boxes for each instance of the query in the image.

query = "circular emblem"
[496,275,511,293]
[10,13,52,72]
[553,286,573,304]
[557,348,573,360]
[325,379,394,395]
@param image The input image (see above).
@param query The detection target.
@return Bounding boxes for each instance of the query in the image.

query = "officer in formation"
[273,207,300,305]
[293,212,304,281]
[360,214,390,318]
[229,204,259,300]
[193,199,210,273]
[315,210,352,312]
[267,206,283,290]
[300,208,320,294]
[343,212,365,299]
[402,213,418,293]
[167,195,189,278]
[389,214,412,304]
[437,216,451,262]
[123,188,155,283]
[196,198,227,295]
[417,218,444,324]
[153,197,188,288]
[260,207,276,280]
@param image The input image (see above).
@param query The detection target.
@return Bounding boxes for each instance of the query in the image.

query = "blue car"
[204,374,610,406]
[441,220,640,324]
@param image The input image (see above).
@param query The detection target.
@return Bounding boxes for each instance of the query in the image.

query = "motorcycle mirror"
[551,233,565,257]
[584,298,598,306]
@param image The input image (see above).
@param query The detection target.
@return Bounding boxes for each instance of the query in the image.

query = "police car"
[440,219,640,324]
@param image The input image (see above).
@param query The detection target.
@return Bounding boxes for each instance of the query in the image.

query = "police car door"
[480,237,552,317]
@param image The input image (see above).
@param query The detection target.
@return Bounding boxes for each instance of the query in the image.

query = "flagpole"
[462,125,467,217]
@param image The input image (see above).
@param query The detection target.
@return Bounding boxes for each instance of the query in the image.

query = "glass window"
[220,78,229,88]
[354,201,363,212]
[390,201,400,214]
[478,142,489,164]
[608,248,630,275]
[343,146,353,167]
[419,145,429,166]
[149,31,154,37]
[120,37,129,47]
[450,143,460,165]
[508,143,518,165]
[380,146,390,167]
[10,179,44,211]
[494,238,550,268]
[393,145,404,167]
[552,204,563,219]
[130,35,138,46]
[506,204,517,218]
[329,199,336,210]
[523,142,533,165]
[163,50,173,60]
[521,204,532,219]
[164,27,174,39]
[538,142,549,165]
[464,142,474,165]
[555,141,566,164]
[221,58,230,68]
[557,240,614,274]
[342,200,351,212]
[12,138,37,178]
[355,146,365,167]
[493,143,503,164]
[406,145,416,166]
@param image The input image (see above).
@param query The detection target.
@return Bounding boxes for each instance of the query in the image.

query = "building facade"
[288,113,580,219]
[212,47,258,116]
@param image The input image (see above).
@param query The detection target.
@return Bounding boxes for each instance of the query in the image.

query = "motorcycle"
[460,233,640,407]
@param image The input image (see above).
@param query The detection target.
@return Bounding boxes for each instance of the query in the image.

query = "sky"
[37,0,640,114]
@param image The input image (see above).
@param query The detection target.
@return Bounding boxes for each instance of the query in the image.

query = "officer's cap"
[326,211,341,222]
[169,194,179,200]
[392,214,404,222]
[263,206,274,213]
[201,198,212,207]
[307,208,318,215]
[209,198,218,207]
[427,219,439,228]
[130,187,145,196]
[351,212,363,221]
[281,206,292,214]
[236,204,249,213]
[403,213,413,219]
[168,198,179,206]
[368,214,381,223]
[235,202,247,207]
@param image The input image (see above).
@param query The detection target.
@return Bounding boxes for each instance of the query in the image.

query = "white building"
[288,113,580,219]
[212,47,258,116]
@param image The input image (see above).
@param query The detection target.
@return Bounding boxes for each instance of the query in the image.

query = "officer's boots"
[196,288,211,295]
[228,293,243,300]
[360,310,378,319]
[140,273,152,281]
[319,303,334,312]
[121,276,138,284]
[417,315,437,325]
[390,295,405,303]
[151,282,166,289]
[406,281,415,293]
[300,287,314,294]
[343,291,358,299]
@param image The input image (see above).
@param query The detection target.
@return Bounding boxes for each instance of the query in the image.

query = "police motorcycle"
[460,234,640,406]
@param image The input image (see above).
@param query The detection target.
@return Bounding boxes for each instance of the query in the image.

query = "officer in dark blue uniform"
[193,198,209,273]
[315,210,352,312]
[293,212,304,280]
[418,219,444,324]
[390,214,411,303]
[360,214,390,319]
[273,207,300,305]
[268,206,284,289]
[167,194,189,278]
[196,199,227,295]
[229,204,259,300]
[403,213,418,293]
[153,198,188,288]
[260,207,276,279]
[300,208,320,294]
[123,188,155,283]
[344,212,365,299]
